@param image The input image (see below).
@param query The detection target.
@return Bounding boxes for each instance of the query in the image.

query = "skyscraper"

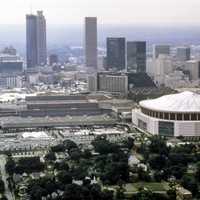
[153,45,170,59]
[26,14,37,68]
[84,17,97,69]
[127,41,146,73]
[26,11,47,68]
[36,11,47,66]
[106,38,126,71]
[176,47,190,61]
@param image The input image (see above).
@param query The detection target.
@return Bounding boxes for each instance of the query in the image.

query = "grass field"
[125,182,169,194]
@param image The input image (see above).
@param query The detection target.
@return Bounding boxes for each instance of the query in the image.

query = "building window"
[159,121,174,137]
[177,114,182,120]
[191,113,197,121]
[164,113,169,120]
[184,114,190,121]
[155,112,159,118]
[138,119,147,131]
[170,113,175,120]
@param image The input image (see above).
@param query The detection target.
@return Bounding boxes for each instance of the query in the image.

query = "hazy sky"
[1,0,200,25]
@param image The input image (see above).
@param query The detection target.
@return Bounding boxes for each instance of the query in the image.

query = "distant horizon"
[1,23,200,56]
[1,23,200,27]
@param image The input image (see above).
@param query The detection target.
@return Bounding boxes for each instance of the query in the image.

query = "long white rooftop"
[140,91,200,113]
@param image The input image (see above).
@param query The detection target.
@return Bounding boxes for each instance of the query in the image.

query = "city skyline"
[1,0,200,25]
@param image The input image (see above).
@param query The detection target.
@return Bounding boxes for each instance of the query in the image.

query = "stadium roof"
[140,91,200,113]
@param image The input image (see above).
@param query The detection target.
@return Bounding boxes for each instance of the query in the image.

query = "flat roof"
[0,115,117,128]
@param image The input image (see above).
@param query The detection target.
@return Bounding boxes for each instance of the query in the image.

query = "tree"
[101,162,129,185]
[69,148,82,162]
[122,137,134,150]
[195,161,200,181]
[45,151,56,161]
[5,158,15,175]
[92,136,119,155]
[137,167,151,182]
[0,180,5,193]
[15,157,44,174]
[149,136,169,155]
[181,175,198,195]
[63,184,83,200]
[82,149,92,159]
[44,180,56,194]
[154,171,162,182]
[29,185,47,200]
[148,155,167,170]
[0,196,8,200]
[167,181,176,200]
[63,140,78,151]
[51,144,65,152]
[170,165,187,179]
[54,161,69,171]
[101,189,114,200]
[135,187,153,200]
[57,171,72,185]
[115,185,125,200]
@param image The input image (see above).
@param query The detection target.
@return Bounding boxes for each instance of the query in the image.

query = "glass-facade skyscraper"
[127,41,146,73]
[106,37,126,71]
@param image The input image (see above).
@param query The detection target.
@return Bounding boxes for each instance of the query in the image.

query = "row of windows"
[141,107,200,121]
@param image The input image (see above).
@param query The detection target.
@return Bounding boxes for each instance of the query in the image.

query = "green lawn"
[125,182,169,193]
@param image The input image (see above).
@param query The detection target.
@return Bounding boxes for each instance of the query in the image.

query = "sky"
[0,0,200,25]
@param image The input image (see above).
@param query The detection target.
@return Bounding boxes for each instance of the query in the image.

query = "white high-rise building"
[185,60,200,81]
[154,54,173,86]
[84,17,97,70]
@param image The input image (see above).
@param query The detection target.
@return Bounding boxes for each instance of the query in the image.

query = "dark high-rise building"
[26,11,47,68]
[26,14,37,68]
[106,38,126,71]
[84,17,97,69]
[127,41,146,72]
[176,47,190,61]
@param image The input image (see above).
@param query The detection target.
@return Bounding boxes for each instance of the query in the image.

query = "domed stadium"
[132,91,200,137]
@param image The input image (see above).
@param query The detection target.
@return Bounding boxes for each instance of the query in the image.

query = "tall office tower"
[153,45,170,59]
[26,14,37,68]
[84,17,97,69]
[127,41,146,73]
[36,11,47,66]
[26,11,47,68]
[176,47,190,61]
[106,38,126,71]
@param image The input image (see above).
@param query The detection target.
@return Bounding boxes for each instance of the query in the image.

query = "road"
[0,155,15,200]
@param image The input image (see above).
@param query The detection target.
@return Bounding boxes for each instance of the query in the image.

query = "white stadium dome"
[140,91,200,113]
